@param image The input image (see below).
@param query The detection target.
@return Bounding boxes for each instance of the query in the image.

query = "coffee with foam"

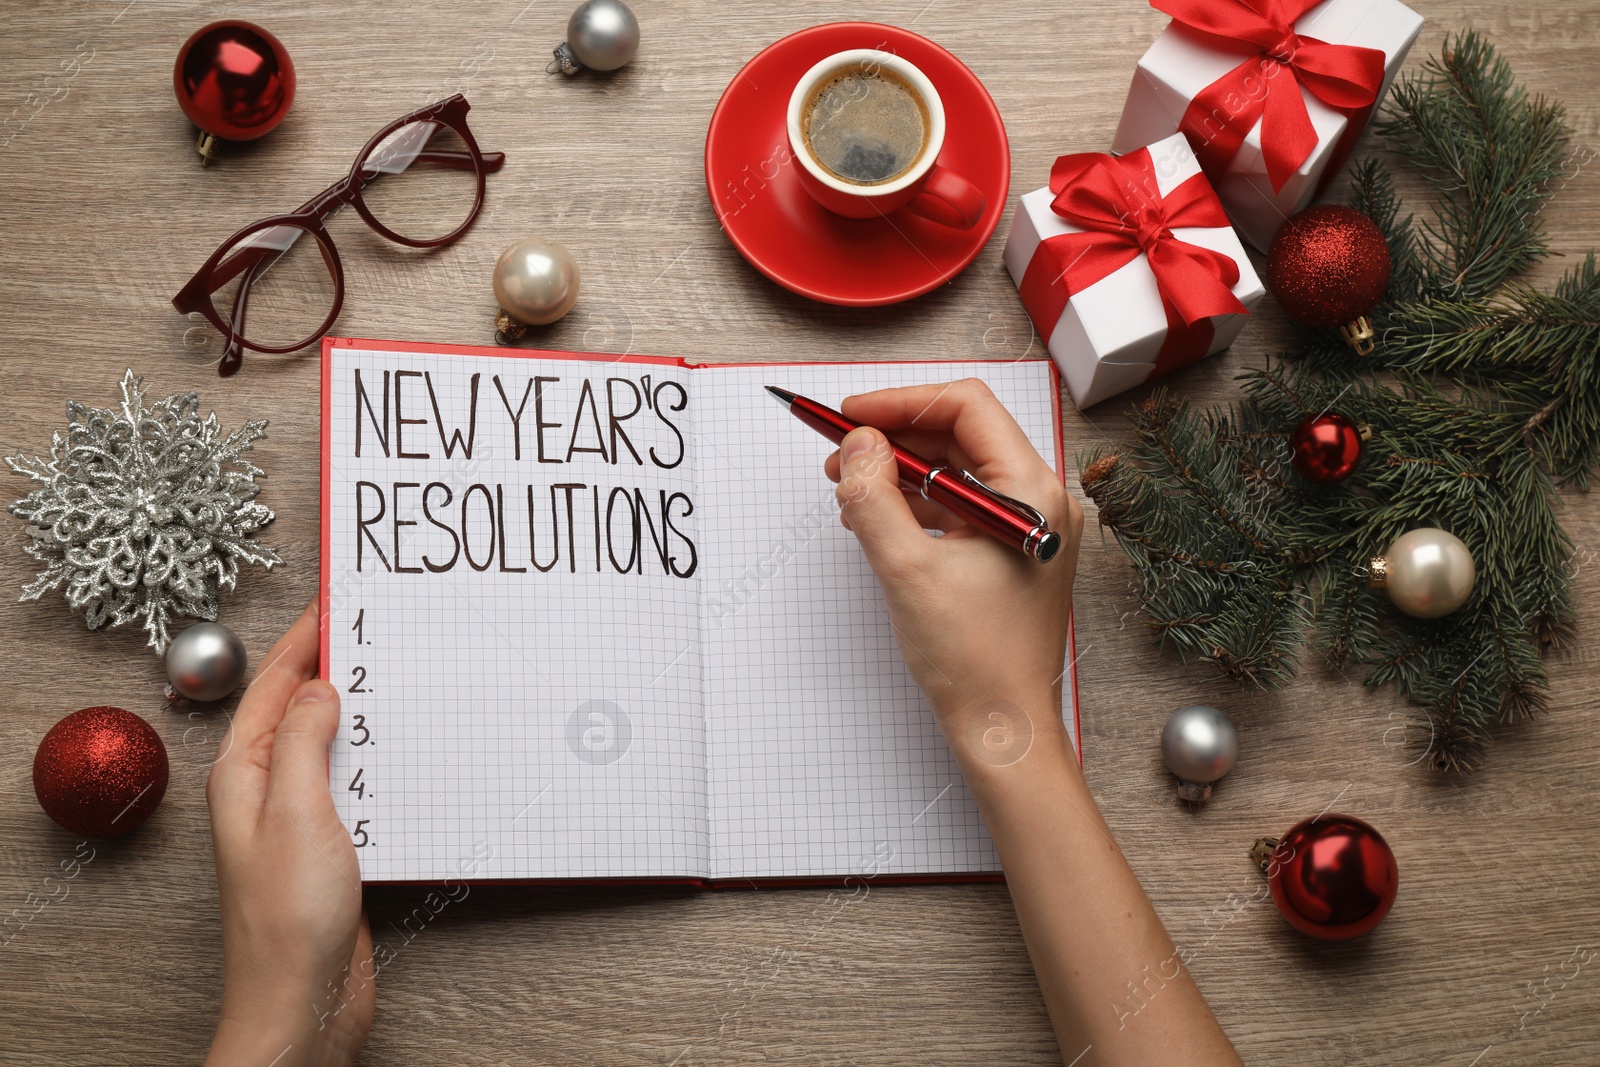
[801,64,930,186]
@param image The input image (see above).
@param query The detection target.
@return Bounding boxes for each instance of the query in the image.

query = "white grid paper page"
[695,361,1074,881]
[326,345,706,881]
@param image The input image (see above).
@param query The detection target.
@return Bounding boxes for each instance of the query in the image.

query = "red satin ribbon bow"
[1018,148,1247,384]
[1156,0,1386,193]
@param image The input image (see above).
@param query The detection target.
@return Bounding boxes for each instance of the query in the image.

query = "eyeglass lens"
[211,223,338,351]
[359,118,480,243]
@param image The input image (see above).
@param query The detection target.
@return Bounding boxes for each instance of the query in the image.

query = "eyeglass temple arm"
[425,149,505,171]
[208,241,278,295]
[365,149,506,174]
[218,257,265,376]
[419,148,505,172]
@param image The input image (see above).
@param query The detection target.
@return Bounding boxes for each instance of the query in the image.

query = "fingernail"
[296,680,334,703]
[841,427,876,464]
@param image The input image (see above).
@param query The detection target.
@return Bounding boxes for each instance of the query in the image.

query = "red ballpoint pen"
[767,386,1063,563]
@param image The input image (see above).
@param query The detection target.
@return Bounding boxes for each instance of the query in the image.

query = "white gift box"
[1111,0,1423,252]
[1002,133,1265,411]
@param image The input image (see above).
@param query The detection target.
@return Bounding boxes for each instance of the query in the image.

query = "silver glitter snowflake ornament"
[7,370,281,653]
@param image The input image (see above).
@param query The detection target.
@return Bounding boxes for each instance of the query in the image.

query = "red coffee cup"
[786,48,987,229]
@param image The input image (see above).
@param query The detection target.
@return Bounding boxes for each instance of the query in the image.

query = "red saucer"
[705,23,1010,307]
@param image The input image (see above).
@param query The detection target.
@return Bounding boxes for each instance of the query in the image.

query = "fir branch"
[1350,159,1425,305]
[1376,30,1569,301]
[1311,546,1385,670]
[1132,395,1275,556]
[1081,393,1311,690]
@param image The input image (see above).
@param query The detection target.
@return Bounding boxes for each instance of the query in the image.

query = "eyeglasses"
[173,94,505,376]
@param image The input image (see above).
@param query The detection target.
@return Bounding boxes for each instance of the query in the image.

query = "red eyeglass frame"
[172,93,506,376]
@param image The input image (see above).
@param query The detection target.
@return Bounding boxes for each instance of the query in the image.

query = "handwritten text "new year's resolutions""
[346,368,697,579]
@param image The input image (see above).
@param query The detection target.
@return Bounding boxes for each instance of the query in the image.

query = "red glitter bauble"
[173,20,295,141]
[1289,412,1364,483]
[1266,205,1392,330]
[33,707,169,838]
[1262,814,1398,940]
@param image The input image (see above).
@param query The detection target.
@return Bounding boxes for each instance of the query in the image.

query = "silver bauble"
[493,238,580,334]
[165,621,249,702]
[1371,528,1476,619]
[1160,704,1238,802]
[553,0,640,74]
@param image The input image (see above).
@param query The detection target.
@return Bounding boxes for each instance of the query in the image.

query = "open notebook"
[320,337,1077,884]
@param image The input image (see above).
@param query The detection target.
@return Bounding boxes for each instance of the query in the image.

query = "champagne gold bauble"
[1370,528,1476,619]
[493,238,580,339]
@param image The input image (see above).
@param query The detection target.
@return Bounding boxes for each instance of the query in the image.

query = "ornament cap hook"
[549,42,582,75]
[1368,555,1389,588]
[1250,836,1280,873]
[495,308,529,343]
[1340,315,1377,355]
[194,129,219,166]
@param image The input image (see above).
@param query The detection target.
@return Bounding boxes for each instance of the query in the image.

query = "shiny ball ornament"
[1160,704,1238,802]
[173,20,295,165]
[1266,205,1391,354]
[1254,813,1398,940]
[33,707,169,838]
[493,238,581,339]
[165,621,249,702]
[1289,412,1367,484]
[1370,528,1477,619]
[551,0,641,74]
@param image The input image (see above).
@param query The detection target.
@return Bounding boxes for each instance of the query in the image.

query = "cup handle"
[904,163,987,229]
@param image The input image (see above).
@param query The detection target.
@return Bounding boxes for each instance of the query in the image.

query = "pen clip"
[923,467,1051,530]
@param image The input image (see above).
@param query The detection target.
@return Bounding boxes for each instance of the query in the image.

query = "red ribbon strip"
[1155,0,1386,193]
[1018,148,1248,385]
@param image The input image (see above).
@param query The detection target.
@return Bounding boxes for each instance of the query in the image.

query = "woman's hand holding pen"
[826,378,1242,1067]
[823,378,1083,767]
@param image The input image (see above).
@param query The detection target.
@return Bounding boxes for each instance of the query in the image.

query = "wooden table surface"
[3,1,1599,1063]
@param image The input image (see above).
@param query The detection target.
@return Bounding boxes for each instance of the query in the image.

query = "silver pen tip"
[766,386,797,407]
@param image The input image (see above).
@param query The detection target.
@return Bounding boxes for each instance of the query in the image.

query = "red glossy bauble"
[1264,813,1398,940]
[1289,412,1364,483]
[1266,205,1392,330]
[173,20,295,141]
[33,707,169,838]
